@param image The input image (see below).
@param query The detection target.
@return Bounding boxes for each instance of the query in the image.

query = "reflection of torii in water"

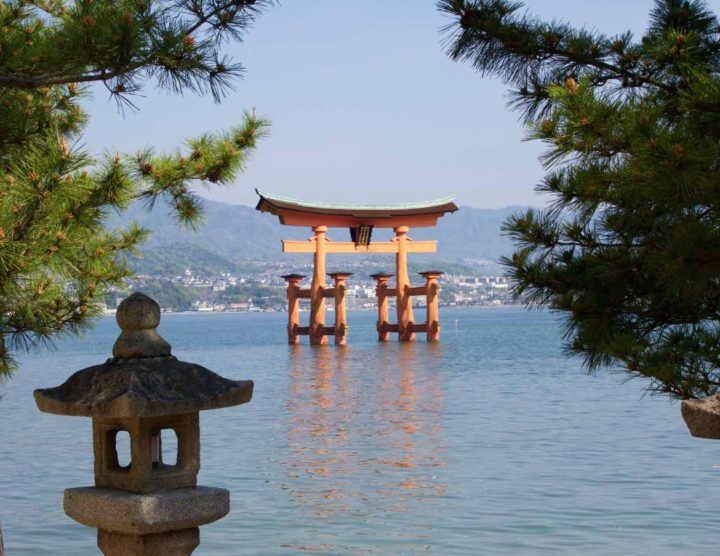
[283,344,446,525]
[256,190,458,345]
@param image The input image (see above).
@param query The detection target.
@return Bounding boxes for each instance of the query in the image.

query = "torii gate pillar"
[394,226,415,342]
[328,272,352,345]
[310,226,328,345]
[282,273,306,345]
[371,273,393,342]
[420,271,443,341]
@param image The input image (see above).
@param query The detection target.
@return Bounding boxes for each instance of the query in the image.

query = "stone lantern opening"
[34,292,254,555]
[154,429,179,466]
[93,412,200,493]
[115,430,132,468]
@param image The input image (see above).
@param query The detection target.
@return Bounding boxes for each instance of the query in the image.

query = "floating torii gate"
[256,190,458,345]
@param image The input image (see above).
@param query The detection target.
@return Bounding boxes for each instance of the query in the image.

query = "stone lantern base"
[98,528,199,556]
[64,486,229,556]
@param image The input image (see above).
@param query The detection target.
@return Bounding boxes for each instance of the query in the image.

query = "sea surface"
[1,307,719,555]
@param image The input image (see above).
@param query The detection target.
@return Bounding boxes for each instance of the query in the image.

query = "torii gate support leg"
[329,272,352,345]
[371,273,393,342]
[394,226,416,342]
[310,226,328,345]
[420,271,443,341]
[282,274,305,344]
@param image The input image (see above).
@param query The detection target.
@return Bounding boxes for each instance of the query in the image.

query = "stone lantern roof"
[34,293,253,419]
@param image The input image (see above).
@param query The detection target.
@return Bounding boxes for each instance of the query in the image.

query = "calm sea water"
[1,307,719,555]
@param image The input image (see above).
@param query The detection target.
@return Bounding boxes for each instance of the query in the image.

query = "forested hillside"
[111,197,527,273]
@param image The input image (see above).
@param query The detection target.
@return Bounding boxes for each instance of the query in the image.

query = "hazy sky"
[83,0,716,208]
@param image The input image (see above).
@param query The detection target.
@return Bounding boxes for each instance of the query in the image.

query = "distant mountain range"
[110,198,528,275]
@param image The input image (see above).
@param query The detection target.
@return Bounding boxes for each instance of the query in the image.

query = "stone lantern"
[34,293,253,555]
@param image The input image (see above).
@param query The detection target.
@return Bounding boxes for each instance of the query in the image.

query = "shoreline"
[101,303,526,317]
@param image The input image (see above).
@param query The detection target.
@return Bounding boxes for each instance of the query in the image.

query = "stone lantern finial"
[34,292,253,556]
[113,292,171,359]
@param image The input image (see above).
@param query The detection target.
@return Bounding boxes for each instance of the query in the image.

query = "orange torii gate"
[255,190,458,345]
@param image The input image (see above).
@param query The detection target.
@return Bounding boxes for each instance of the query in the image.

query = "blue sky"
[83,0,711,208]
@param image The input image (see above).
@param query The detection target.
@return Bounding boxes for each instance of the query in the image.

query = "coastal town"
[104,264,514,314]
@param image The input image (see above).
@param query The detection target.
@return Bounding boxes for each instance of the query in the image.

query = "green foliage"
[0,0,271,99]
[125,280,196,311]
[442,0,720,399]
[216,283,285,308]
[0,0,271,376]
[127,241,244,276]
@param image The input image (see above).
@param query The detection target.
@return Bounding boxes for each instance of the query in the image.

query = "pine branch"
[0,0,273,101]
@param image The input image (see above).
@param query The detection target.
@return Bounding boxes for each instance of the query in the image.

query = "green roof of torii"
[255,189,458,218]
